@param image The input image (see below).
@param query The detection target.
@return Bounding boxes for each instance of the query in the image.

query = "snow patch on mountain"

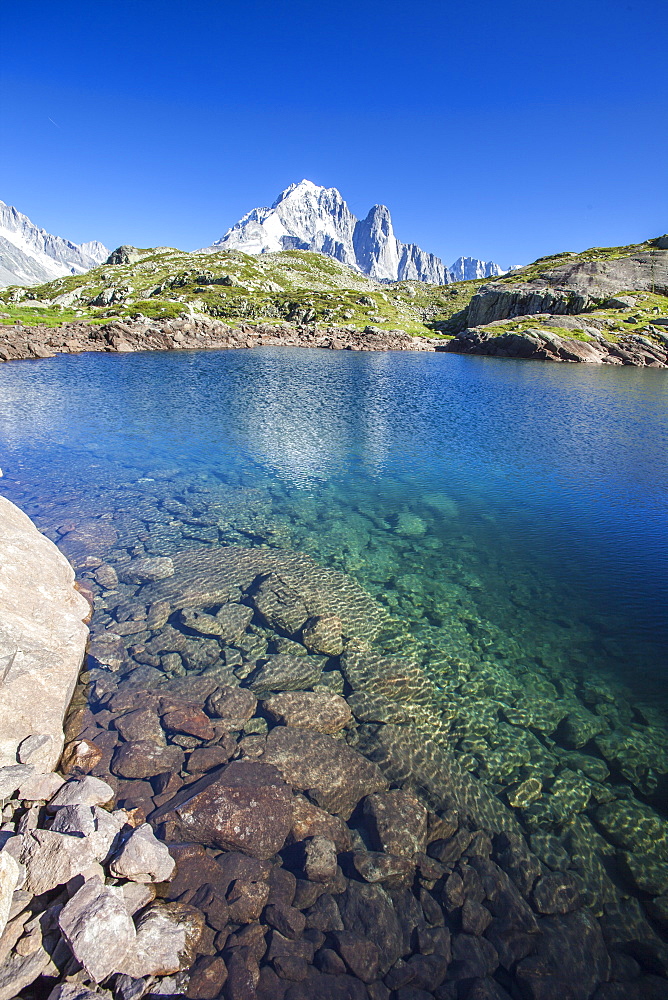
[0,200,108,287]
[210,180,504,284]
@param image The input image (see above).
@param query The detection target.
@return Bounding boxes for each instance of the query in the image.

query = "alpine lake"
[1,345,667,994]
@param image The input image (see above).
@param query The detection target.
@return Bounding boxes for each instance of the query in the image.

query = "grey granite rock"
[0,852,20,938]
[109,823,175,882]
[59,880,136,982]
[47,775,114,811]
[123,902,204,978]
[0,496,90,770]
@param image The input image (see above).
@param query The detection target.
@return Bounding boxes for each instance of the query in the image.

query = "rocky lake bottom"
[0,346,667,1000]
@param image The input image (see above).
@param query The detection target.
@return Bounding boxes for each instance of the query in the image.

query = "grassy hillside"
[0,237,665,338]
[0,247,479,336]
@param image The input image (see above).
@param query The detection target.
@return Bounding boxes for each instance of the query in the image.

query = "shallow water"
[1,347,666,695]
[1,346,668,978]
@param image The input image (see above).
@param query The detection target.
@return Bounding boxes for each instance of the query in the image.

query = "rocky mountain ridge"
[1,234,666,367]
[211,180,504,284]
[0,200,108,287]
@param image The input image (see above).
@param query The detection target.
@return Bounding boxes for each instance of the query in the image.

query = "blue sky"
[1,0,666,268]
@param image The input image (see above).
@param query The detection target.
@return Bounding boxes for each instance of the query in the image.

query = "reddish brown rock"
[260,728,387,819]
[227,878,271,923]
[289,794,353,851]
[304,836,338,884]
[153,760,293,859]
[111,740,184,778]
[262,691,351,734]
[206,685,257,729]
[363,790,428,858]
[187,744,236,773]
[162,707,216,740]
[114,707,166,744]
[60,738,104,775]
[185,955,228,999]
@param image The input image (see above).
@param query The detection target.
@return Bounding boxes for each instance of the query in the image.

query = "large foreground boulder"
[0,496,90,770]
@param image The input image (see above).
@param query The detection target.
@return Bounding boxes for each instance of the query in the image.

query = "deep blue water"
[0,346,666,699]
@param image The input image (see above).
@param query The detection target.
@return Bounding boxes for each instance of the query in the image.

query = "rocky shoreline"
[1,484,667,1000]
[443,323,668,366]
[0,319,435,364]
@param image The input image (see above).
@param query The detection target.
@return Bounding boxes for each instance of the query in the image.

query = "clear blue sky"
[2,0,666,269]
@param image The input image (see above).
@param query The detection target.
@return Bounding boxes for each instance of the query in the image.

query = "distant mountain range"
[0,182,510,288]
[0,200,108,287]
[211,180,506,283]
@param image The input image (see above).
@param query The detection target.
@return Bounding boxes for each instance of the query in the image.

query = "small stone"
[205,685,257,729]
[260,727,387,819]
[290,793,353,851]
[111,741,185,779]
[353,851,414,885]
[154,760,292,859]
[115,708,166,745]
[47,775,114,811]
[59,880,136,982]
[60,739,104,774]
[48,987,113,1000]
[301,615,344,656]
[187,745,235,773]
[162,708,215,740]
[0,764,35,799]
[506,778,542,809]
[121,557,174,584]
[185,955,228,999]
[94,563,119,589]
[449,933,499,979]
[461,899,492,935]
[262,691,351,734]
[264,902,307,940]
[227,877,271,922]
[304,836,338,883]
[213,604,255,644]
[121,880,157,915]
[50,804,125,862]
[252,573,309,634]
[333,930,381,982]
[249,654,325,694]
[619,851,668,896]
[531,872,581,914]
[110,823,175,882]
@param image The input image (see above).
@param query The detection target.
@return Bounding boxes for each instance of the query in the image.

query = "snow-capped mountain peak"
[210,181,504,284]
[0,200,108,287]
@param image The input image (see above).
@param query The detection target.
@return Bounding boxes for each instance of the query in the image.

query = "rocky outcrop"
[453,246,668,329]
[0,495,90,770]
[444,325,668,366]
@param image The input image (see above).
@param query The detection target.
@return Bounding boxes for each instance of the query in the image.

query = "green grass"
[1,237,665,337]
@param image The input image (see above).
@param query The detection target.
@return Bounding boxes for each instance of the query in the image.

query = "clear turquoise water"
[0,346,666,703]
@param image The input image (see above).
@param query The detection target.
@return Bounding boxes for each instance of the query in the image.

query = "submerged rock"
[262,690,351,733]
[260,727,387,818]
[154,760,293,858]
